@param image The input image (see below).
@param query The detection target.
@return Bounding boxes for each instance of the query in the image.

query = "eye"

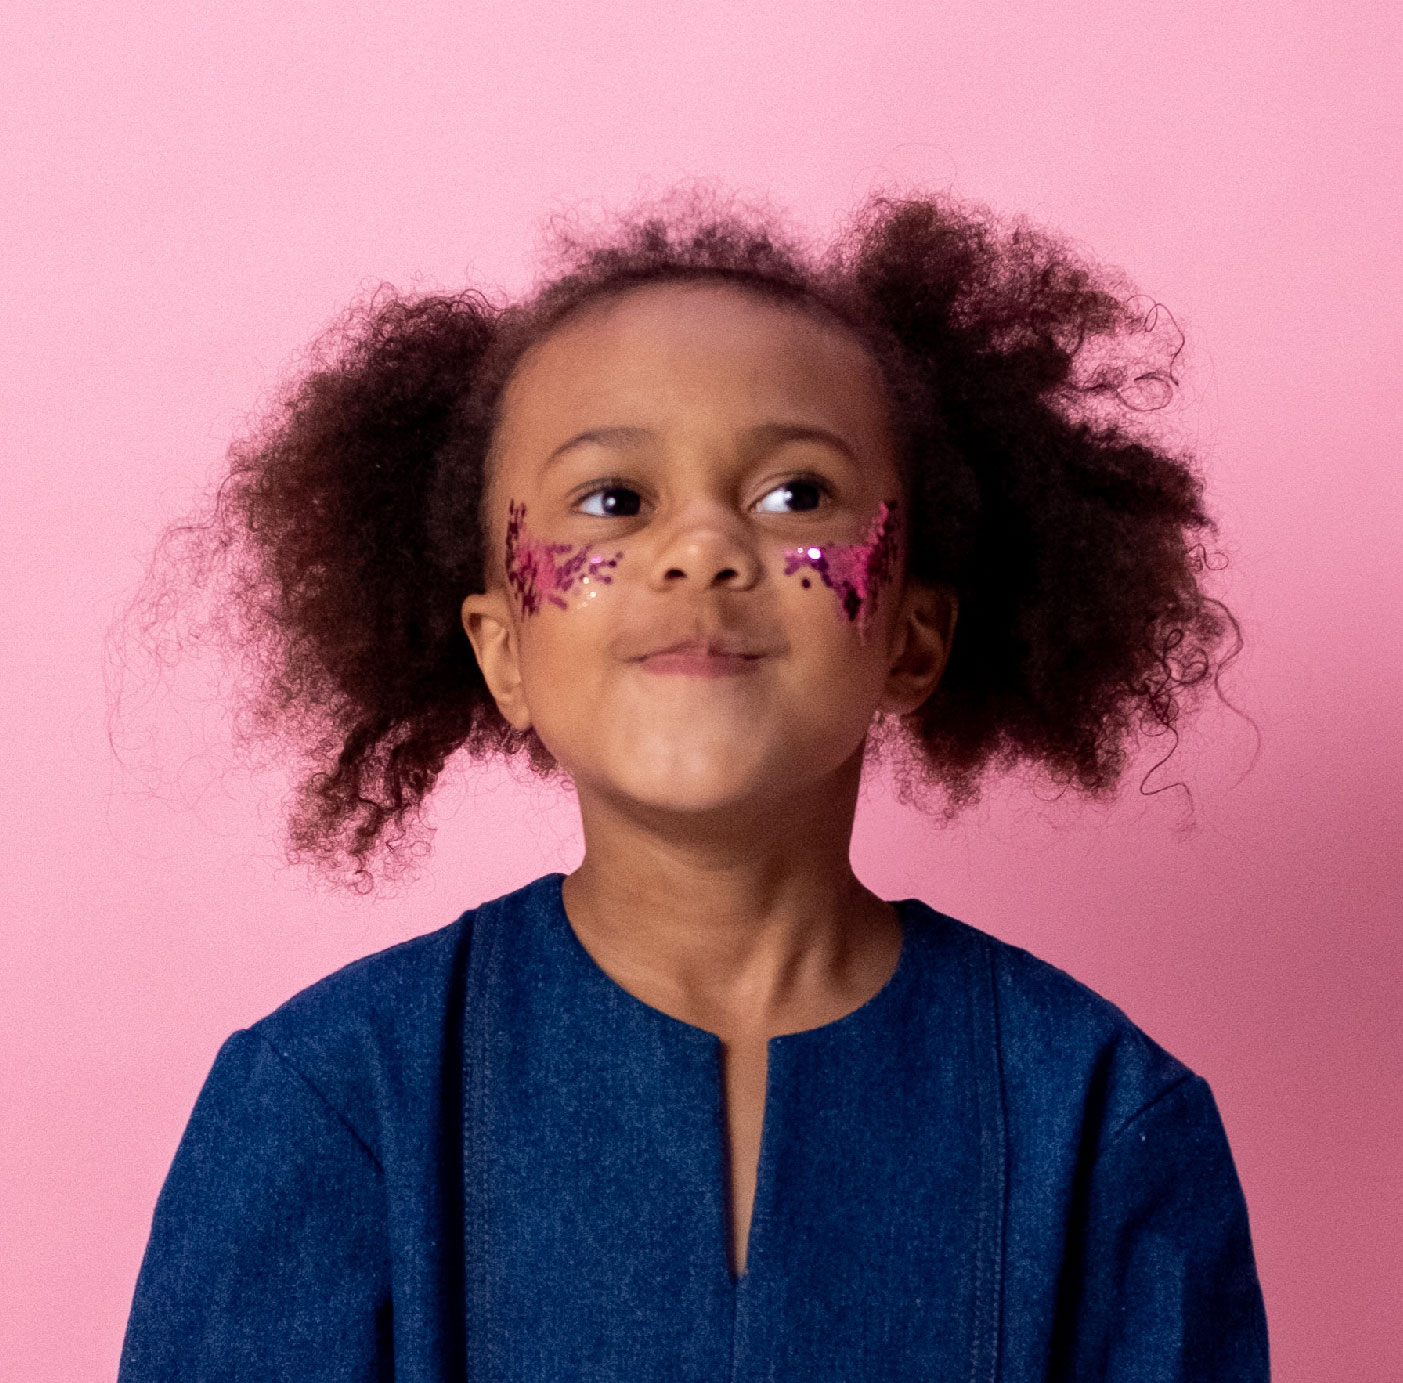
[576,485,643,518]
[754,478,826,514]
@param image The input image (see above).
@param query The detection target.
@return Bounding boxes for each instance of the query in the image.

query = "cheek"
[504,500,623,616]
[782,500,900,636]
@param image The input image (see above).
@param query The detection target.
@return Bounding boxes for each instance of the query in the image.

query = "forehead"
[494,280,892,454]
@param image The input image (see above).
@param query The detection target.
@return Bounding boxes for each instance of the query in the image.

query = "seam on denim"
[467,892,504,1382]
[968,933,1007,1383]
[986,936,1009,1383]
[248,1028,386,1173]
[1096,1071,1199,1157]
[968,939,988,1383]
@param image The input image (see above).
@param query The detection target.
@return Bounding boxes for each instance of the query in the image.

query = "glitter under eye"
[783,500,900,634]
[505,500,623,615]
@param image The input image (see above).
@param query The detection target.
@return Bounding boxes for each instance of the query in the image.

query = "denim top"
[119,872,1269,1381]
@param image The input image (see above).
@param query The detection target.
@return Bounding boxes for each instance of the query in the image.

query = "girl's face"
[462,281,954,823]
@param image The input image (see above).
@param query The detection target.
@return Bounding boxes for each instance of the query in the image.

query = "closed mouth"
[634,640,767,677]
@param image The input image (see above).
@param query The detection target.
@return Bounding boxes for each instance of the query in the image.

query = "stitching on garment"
[1097,1071,1198,1157]
[968,934,1007,1383]
[967,962,987,1383]
[726,1037,742,1383]
[250,1029,386,1173]
[468,893,503,1383]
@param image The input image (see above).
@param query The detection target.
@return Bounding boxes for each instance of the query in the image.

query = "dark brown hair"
[140,191,1238,887]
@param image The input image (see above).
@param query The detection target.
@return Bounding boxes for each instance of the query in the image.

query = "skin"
[462,281,956,1279]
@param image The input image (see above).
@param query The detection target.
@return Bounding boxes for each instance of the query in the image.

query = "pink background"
[3,2,1400,1377]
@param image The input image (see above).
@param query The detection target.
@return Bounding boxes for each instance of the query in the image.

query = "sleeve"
[117,1029,393,1382]
[1058,1073,1270,1382]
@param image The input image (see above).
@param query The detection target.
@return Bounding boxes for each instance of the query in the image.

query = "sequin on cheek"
[783,500,900,634]
[504,500,623,615]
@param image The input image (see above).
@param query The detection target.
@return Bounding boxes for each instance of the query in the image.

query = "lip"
[633,638,768,677]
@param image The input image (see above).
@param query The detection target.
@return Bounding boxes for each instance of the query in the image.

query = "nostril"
[661,562,749,585]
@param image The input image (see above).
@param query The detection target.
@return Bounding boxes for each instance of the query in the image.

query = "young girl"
[118,193,1269,1380]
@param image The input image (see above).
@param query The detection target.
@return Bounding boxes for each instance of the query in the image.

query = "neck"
[560,750,898,1041]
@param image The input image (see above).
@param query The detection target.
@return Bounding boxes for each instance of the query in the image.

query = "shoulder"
[901,900,1196,1150]
[237,877,559,1158]
[237,873,562,1155]
[254,906,475,1059]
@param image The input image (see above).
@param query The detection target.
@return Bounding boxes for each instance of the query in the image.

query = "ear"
[880,581,958,717]
[461,590,534,731]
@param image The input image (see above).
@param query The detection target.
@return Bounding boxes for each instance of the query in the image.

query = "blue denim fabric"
[119,873,1269,1380]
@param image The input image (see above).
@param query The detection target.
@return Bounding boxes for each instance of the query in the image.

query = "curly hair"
[144,190,1238,887]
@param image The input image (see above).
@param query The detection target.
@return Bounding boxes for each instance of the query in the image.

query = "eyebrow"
[545,426,653,469]
[544,422,861,470]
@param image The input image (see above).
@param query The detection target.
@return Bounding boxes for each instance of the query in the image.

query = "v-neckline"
[545,872,913,1048]
[542,872,916,1287]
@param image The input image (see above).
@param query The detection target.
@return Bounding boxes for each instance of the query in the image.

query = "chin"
[542,716,863,821]
[614,743,856,826]
[558,734,781,822]
[617,762,771,819]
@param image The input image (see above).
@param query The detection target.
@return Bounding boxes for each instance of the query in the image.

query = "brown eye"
[755,479,825,514]
[578,485,643,517]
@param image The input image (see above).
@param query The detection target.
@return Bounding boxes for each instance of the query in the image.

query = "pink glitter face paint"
[504,500,623,615]
[783,500,900,634]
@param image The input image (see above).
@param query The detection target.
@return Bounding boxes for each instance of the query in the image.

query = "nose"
[648,500,762,592]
